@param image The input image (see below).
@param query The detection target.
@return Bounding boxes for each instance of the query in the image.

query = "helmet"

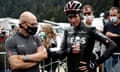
[64,0,82,15]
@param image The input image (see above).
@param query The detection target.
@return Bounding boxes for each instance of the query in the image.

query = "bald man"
[5,11,48,72]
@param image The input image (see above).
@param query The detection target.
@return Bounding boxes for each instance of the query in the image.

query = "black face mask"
[26,26,38,35]
[19,24,38,35]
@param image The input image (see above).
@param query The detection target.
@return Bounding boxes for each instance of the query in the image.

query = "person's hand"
[79,61,97,72]
[30,46,48,61]
[106,32,113,37]
[79,61,89,72]
[72,43,80,54]
[36,46,48,59]
[10,60,23,70]
[18,45,48,62]
[106,32,120,37]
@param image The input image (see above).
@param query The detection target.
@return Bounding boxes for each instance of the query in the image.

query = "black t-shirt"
[104,23,120,52]
[5,32,41,72]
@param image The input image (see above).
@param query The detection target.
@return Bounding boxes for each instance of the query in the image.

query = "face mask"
[110,16,118,23]
[39,32,46,40]
[19,24,37,35]
[83,15,94,20]
[25,26,38,35]
[104,19,109,24]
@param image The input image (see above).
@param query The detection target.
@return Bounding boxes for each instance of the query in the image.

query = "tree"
[0,0,114,22]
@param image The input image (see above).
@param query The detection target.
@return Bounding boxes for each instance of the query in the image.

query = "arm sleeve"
[47,30,68,59]
[5,37,18,56]
[92,29,117,65]
[59,29,69,58]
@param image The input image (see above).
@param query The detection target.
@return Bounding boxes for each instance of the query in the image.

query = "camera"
[0,30,6,38]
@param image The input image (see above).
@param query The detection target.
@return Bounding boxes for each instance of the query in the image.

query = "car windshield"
[56,28,64,34]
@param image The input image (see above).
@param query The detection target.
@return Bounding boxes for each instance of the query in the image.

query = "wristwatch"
[23,55,29,61]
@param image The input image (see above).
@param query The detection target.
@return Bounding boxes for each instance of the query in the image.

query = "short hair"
[104,11,109,18]
[82,5,93,12]
[109,7,120,13]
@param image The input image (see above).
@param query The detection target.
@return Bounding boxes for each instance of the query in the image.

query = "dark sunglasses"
[110,15,117,16]
[83,12,91,16]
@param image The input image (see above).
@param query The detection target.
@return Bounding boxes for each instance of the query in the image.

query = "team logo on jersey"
[69,36,87,44]
[17,44,25,48]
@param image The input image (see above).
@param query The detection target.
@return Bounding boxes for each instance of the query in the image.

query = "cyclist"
[61,1,117,72]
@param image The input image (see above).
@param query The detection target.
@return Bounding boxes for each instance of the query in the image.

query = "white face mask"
[83,15,94,20]
[110,16,118,23]
[104,19,109,24]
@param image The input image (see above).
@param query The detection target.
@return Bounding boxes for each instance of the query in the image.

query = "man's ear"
[19,24,23,28]
[19,22,25,28]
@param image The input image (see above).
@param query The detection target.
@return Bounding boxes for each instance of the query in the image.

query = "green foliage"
[0,0,116,22]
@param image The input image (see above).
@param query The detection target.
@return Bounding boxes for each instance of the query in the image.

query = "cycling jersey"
[61,22,116,72]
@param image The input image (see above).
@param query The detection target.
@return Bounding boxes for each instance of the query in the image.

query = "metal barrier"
[0,52,67,72]
[40,58,67,72]
[0,30,10,72]
[1,52,120,72]
[0,51,8,72]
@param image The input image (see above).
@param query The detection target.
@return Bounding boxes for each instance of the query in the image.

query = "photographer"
[0,25,9,72]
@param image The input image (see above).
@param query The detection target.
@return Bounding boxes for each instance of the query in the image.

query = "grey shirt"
[5,31,41,72]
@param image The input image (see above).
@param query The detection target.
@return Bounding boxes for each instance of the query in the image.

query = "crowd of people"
[0,0,120,72]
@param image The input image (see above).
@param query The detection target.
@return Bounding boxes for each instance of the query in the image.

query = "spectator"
[40,24,58,72]
[0,25,9,72]
[103,11,110,25]
[104,7,120,72]
[82,5,104,32]
[5,11,48,72]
